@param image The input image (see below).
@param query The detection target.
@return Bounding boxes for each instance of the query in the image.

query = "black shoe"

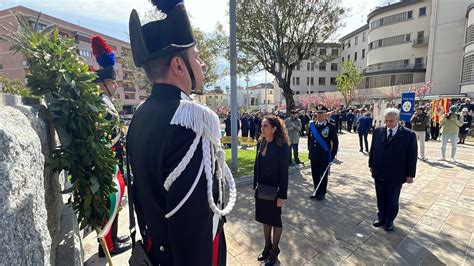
[315,195,325,201]
[295,160,301,164]
[372,219,385,227]
[383,221,394,231]
[266,247,280,265]
[98,242,132,257]
[309,194,317,199]
[365,150,369,153]
[257,244,272,261]
[116,235,130,243]
[359,149,363,152]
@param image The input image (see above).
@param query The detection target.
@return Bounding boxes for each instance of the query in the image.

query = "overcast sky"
[1,0,391,86]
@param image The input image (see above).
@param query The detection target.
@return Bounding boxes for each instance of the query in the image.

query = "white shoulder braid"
[164,100,237,218]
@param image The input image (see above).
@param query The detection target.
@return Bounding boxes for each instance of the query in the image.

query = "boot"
[266,247,280,265]
[257,244,272,261]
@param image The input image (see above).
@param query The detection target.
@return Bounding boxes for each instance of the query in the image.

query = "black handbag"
[255,140,278,201]
[126,150,153,265]
[255,184,278,200]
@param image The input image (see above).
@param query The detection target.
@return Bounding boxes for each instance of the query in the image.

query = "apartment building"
[461,3,474,97]
[194,92,230,110]
[339,24,369,69]
[338,0,473,98]
[0,6,147,113]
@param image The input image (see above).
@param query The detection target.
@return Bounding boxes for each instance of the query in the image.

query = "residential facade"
[461,3,474,97]
[241,83,276,112]
[339,24,369,69]
[194,92,230,110]
[289,44,341,96]
[336,0,473,98]
[0,6,147,113]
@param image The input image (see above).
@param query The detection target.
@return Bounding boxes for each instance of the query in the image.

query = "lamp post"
[230,0,238,171]
[245,75,250,110]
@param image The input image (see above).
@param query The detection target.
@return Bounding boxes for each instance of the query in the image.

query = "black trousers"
[347,121,353,132]
[290,144,300,163]
[431,124,439,140]
[374,179,402,222]
[337,121,342,132]
[310,160,329,196]
[358,133,369,151]
[242,129,249,137]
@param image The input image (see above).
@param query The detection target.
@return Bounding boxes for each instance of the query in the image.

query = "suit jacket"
[253,140,290,199]
[357,116,372,134]
[369,126,417,185]
[127,84,222,265]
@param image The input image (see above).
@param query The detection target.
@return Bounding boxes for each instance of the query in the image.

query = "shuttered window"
[461,54,474,83]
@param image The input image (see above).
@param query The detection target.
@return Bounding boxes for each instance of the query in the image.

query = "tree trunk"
[281,81,295,111]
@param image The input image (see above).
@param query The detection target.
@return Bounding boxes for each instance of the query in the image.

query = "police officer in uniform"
[308,105,339,201]
[126,1,236,265]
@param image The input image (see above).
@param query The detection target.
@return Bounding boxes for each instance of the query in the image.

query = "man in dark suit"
[308,105,339,201]
[127,2,236,265]
[369,108,417,231]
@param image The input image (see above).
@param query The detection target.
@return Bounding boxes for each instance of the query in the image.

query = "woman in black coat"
[253,115,290,265]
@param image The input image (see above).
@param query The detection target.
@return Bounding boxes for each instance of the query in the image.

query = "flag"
[97,165,125,238]
[431,98,450,123]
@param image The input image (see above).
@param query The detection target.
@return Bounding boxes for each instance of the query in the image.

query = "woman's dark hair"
[259,115,289,146]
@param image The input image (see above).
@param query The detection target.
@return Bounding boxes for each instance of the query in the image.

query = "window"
[371,11,412,30]
[407,10,413,19]
[307,62,310,71]
[208,96,212,99]
[318,77,326,86]
[319,63,326,71]
[369,43,373,50]
[405,34,411,42]
[466,25,474,44]
[296,64,300,71]
[295,91,300,95]
[378,39,383,46]
[362,49,366,59]
[355,36,358,45]
[320,48,326,56]
[347,40,351,48]
[296,77,300,85]
[292,77,295,85]
[342,43,345,50]
[342,57,345,62]
[332,49,338,56]
[415,57,423,68]
[0,64,3,70]
[461,54,474,83]
[347,55,350,60]
[362,32,366,42]
[310,77,314,86]
[419,7,426,17]
[311,63,315,71]
[331,63,338,71]
[354,52,358,61]
[306,77,310,85]
[330,77,337,85]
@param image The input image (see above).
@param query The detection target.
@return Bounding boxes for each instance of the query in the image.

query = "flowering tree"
[297,95,320,110]
[384,86,401,107]
[320,93,342,110]
[355,89,369,106]
[412,81,432,103]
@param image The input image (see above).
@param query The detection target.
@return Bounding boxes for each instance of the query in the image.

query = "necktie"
[388,129,393,141]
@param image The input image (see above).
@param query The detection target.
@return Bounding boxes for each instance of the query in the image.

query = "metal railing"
[413,37,429,47]
[363,63,426,73]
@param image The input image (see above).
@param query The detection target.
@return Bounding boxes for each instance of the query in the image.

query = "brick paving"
[84,132,474,265]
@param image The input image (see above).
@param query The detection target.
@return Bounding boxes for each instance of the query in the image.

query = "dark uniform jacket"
[307,121,339,163]
[369,126,417,185]
[127,83,224,265]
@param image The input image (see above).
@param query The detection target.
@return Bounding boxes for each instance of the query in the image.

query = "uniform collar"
[150,83,191,101]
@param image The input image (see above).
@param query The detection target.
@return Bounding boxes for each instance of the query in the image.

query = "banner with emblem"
[400,92,415,122]
[431,98,450,123]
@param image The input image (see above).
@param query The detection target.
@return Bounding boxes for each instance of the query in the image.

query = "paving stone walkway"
[84,132,474,265]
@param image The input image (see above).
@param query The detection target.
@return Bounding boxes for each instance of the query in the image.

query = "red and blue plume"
[91,35,115,68]
[150,0,184,14]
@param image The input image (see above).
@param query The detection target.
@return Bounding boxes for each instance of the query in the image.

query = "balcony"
[363,63,426,74]
[413,37,429,47]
